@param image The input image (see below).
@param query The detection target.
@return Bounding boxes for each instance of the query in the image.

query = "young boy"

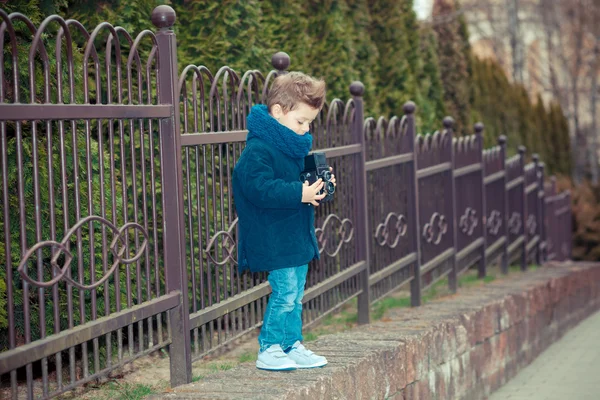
[232,72,334,371]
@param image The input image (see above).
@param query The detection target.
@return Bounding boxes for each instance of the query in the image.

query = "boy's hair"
[267,72,326,113]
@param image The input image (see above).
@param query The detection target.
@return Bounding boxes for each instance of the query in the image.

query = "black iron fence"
[0,6,572,399]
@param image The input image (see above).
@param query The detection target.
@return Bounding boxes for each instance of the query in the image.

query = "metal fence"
[0,5,572,399]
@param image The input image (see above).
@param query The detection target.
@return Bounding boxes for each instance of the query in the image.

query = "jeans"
[258,264,308,353]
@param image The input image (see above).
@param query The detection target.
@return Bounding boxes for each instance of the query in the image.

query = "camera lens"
[322,171,332,181]
[300,173,307,182]
[326,181,335,194]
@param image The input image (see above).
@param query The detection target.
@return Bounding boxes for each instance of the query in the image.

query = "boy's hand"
[302,179,326,206]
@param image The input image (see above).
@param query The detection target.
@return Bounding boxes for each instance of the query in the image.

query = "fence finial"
[350,81,365,97]
[271,52,290,74]
[151,5,176,30]
[443,116,454,129]
[533,153,540,163]
[518,145,526,155]
[498,135,507,146]
[474,122,484,135]
[403,101,416,114]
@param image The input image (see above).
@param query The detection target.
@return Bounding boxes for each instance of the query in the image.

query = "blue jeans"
[258,264,308,353]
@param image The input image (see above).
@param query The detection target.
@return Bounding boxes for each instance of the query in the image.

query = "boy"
[232,71,334,371]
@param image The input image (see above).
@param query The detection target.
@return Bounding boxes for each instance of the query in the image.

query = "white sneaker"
[256,344,298,371]
[286,341,328,368]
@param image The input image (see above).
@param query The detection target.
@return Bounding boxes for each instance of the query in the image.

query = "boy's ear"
[271,104,284,120]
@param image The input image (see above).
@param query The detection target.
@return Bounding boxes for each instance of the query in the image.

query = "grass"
[303,332,319,342]
[208,362,235,372]
[238,351,257,363]
[85,382,160,400]
[372,296,412,320]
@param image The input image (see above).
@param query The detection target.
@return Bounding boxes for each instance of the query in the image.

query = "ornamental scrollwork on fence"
[374,212,408,248]
[526,215,537,236]
[508,212,522,235]
[205,218,238,265]
[315,214,354,257]
[459,207,478,236]
[17,216,148,290]
[422,213,448,245]
[487,210,502,236]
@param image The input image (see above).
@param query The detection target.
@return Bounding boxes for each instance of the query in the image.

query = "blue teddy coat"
[232,136,320,273]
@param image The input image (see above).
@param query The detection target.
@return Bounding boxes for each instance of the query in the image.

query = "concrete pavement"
[489,310,600,400]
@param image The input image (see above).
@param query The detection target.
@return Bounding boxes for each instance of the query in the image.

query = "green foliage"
[175,0,266,72]
[548,102,573,176]
[238,351,256,363]
[367,0,417,116]
[469,56,572,173]
[343,0,380,115]
[432,0,472,135]
[257,0,311,73]
[101,382,158,400]
[0,279,7,330]
[65,0,164,33]
[416,27,446,133]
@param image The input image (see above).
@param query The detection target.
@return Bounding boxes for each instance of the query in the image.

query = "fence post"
[499,136,509,274]
[531,154,541,265]
[404,102,422,307]
[519,146,527,270]
[445,117,459,293]
[152,5,192,386]
[350,81,371,325]
[537,162,546,264]
[475,123,487,278]
[567,190,572,260]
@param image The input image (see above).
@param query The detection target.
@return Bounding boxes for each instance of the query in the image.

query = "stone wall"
[152,262,600,400]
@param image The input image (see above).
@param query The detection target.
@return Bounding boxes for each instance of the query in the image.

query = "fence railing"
[0,5,572,399]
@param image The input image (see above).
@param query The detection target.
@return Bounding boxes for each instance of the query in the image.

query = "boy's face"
[270,102,320,136]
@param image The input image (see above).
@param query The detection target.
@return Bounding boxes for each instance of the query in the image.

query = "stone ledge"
[149,262,600,400]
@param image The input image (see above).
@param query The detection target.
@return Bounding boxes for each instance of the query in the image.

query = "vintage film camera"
[299,152,335,203]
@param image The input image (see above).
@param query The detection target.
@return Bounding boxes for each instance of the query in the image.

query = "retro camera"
[299,152,335,203]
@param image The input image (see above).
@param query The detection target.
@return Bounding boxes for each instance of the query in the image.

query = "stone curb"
[149,262,600,400]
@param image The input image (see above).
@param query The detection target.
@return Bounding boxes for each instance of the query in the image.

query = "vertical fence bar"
[475,123,487,278]
[519,146,527,270]
[499,136,509,274]
[350,81,371,324]
[152,5,192,386]
[404,102,422,307]
[446,117,458,293]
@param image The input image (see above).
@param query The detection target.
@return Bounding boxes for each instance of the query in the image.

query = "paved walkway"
[489,310,600,400]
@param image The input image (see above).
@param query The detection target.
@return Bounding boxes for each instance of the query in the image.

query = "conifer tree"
[416,27,446,134]
[432,0,471,135]
[302,0,359,103]
[258,0,311,74]
[515,85,536,154]
[549,102,573,175]
[534,94,551,167]
[367,0,417,117]
[345,0,380,115]
[174,0,265,72]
